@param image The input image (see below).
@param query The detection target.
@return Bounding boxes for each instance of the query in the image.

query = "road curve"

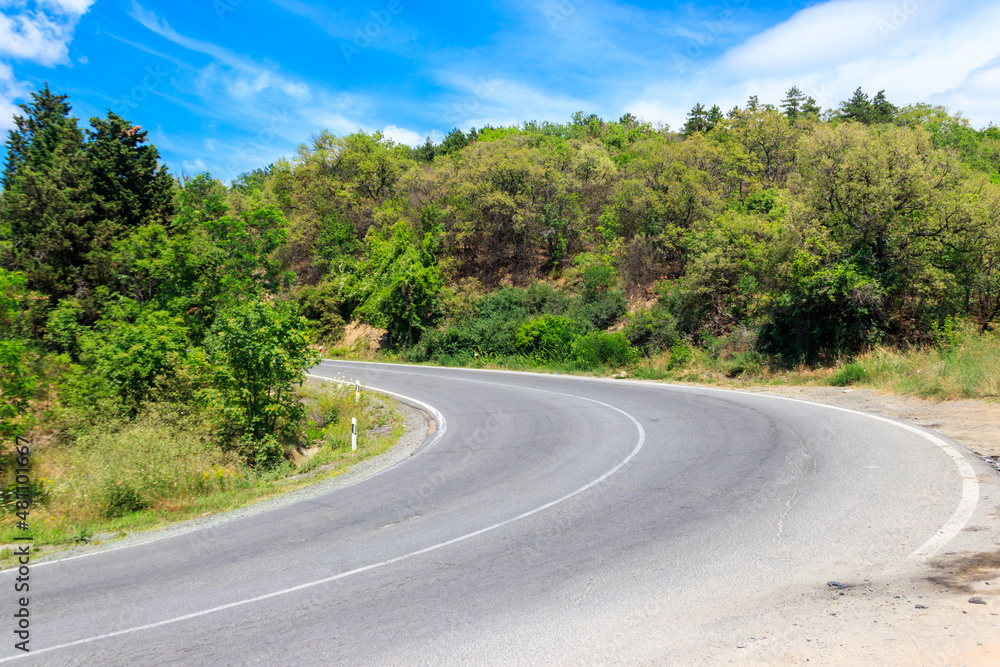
[3,361,997,665]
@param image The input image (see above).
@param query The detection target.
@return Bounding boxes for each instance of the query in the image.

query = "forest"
[2,84,1000,534]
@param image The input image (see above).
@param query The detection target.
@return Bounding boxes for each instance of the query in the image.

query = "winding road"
[3,361,998,664]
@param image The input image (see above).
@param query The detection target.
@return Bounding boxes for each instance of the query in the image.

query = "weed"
[829,362,867,386]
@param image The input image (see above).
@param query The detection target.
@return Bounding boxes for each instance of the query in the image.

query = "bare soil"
[339,322,388,354]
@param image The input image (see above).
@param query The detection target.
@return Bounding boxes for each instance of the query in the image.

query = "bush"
[667,341,693,370]
[295,283,348,344]
[573,289,628,330]
[572,331,636,368]
[103,484,148,518]
[759,263,886,361]
[516,315,578,363]
[582,264,616,296]
[829,362,867,386]
[205,299,319,465]
[79,309,189,412]
[624,306,679,354]
[723,349,766,378]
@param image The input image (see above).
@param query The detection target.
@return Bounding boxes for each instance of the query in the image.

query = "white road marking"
[0,376,645,662]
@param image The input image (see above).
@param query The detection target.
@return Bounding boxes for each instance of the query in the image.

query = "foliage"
[667,341,693,370]
[205,300,319,466]
[353,217,443,347]
[829,362,867,387]
[516,315,578,363]
[759,263,886,361]
[78,308,189,413]
[0,269,37,441]
[571,331,636,367]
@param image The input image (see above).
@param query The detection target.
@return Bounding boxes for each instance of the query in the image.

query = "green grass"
[0,381,404,564]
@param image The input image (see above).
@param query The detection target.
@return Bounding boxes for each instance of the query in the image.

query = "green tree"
[206,299,319,466]
[681,103,711,136]
[0,270,38,441]
[1,86,94,303]
[780,86,806,119]
[837,87,896,125]
[78,308,189,413]
[354,217,442,347]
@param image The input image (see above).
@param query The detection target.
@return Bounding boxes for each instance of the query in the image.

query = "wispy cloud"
[122,2,441,178]
[269,0,418,56]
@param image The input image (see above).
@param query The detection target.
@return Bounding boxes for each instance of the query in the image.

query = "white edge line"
[316,361,982,560]
[11,378,448,574]
[0,378,645,662]
[637,382,980,561]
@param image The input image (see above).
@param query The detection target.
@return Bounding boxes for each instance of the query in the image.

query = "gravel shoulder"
[693,384,1000,666]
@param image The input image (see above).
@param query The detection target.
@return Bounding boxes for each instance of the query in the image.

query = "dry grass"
[0,381,403,556]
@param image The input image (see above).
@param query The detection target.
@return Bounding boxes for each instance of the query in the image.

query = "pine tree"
[681,103,710,136]
[870,90,897,124]
[0,85,94,302]
[837,87,897,125]
[781,86,806,119]
[85,112,174,236]
[706,105,724,128]
[839,87,872,123]
[802,96,821,117]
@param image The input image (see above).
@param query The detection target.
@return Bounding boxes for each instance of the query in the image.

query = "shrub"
[573,289,628,330]
[295,283,348,344]
[206,299,319,466]
[724,349,766,378]
[624,306,679,354]
[759,263,886,361]
[79,309,189,412]
[516,315,578,363]
[103,483,147,518]
[667,341,693,370]
[582,264,616,296]
[572,331,636,368]
[829,362,867,386]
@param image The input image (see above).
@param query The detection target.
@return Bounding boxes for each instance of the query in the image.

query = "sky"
[1,0,999,182]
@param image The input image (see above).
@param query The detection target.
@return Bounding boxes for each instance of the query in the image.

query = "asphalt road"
[3,361,998,665]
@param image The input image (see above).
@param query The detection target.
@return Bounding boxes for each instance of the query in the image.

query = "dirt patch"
[929,549,1000,594]
[339,322,388,355]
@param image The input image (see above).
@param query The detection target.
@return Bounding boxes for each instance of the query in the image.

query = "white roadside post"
[355,381,360,403]
[351,418,357,451]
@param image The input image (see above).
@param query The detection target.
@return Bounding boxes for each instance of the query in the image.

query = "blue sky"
[2,0,999,182]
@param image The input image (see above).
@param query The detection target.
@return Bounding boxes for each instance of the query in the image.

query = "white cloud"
[0,0,93,65]
[0,62,27,133]
[429,71,589,132]
[0,0,93,131]
[628,0,1000,128]
[280,81,309,98]
[129,3,316,106]
[381,124,425,147]
[182,158,206,173]
[46,0,95,15]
